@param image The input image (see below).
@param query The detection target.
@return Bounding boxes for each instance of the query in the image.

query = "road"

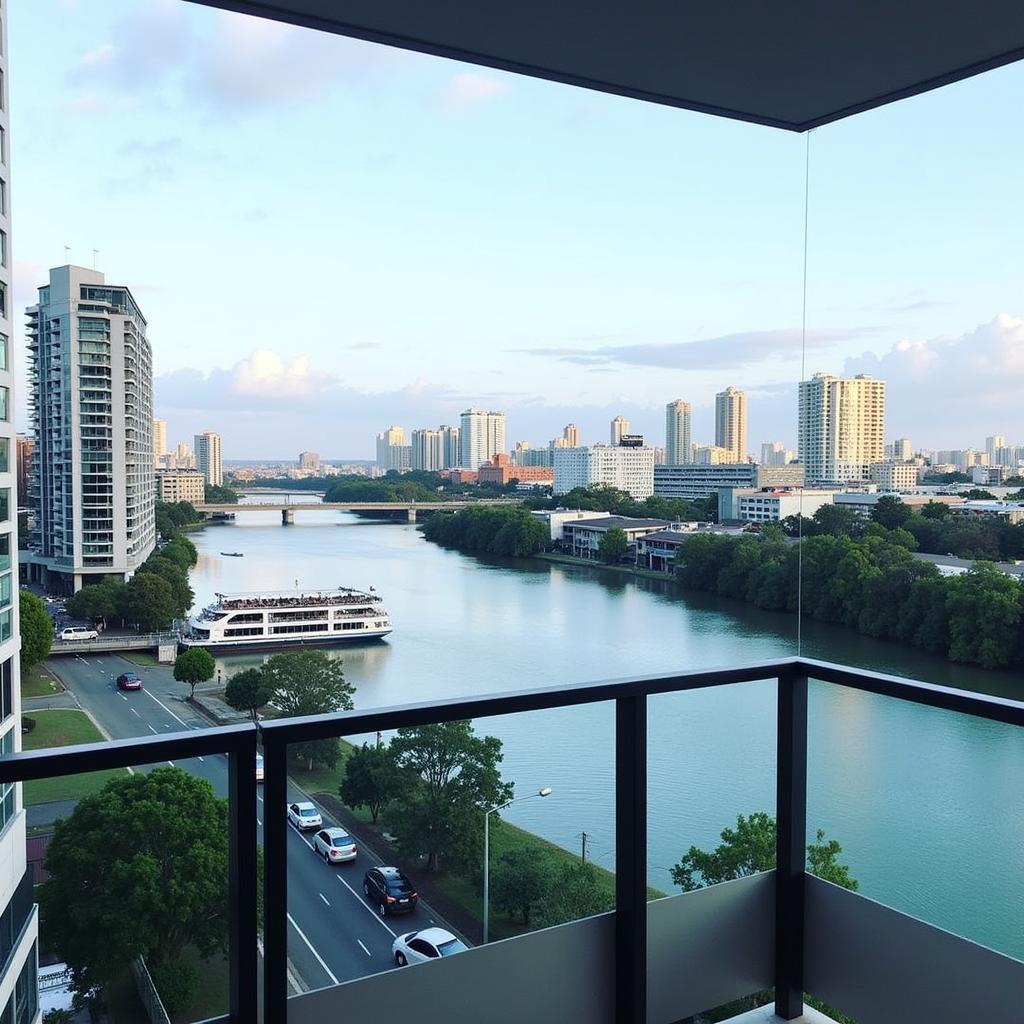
[43,655,454,995]
[912,552,1024,576]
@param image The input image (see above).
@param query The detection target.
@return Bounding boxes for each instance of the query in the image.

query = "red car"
[116,672,142,692]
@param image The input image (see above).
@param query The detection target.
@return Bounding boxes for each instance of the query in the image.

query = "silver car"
[287,801,322,830]
[392,928,468,966]
[311,827,357,864]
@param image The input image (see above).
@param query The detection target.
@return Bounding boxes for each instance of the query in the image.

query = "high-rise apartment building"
[153,418,168,461]
[298,451,320,473]
[665,400,692,465]
[985,435,1006,462]
[553,445,656,499]
[376,426,409,472]
[15,436,32,506]
[194,431,223,487]
[411,429,443,471]
[563,424,579,448]
[714,386,747,462]
[888,438,912,462]
[760,441,794,467]
[27,266,156,591]
[798,373,886,485]
[0,16,39,1014]
[459,409,506,470]
[610,416,630,445]
[439,426,461,469]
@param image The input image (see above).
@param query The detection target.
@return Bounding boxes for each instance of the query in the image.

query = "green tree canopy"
[204,483,240,504]
[597,527,629,565]
[174,647,216,698]
[388,721,512,872]
[138,556,194,618]
[870,495,913,530]
[40,768,232,1005]
[19,590,53,669]
[532,861,613,929]
[224,667,271,721]
[339,742,403,823]
[121,573,177,631]
[670,811,857,892]
[490,848,553,925]
[64,579,122,625]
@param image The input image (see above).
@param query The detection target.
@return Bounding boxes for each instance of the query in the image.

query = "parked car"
[255,754,264,783]
[287,802,322,830]
[363,866,418,916]
[392,928,468,966]
[312,827,357,864]
[116,672,142,692]
[59,626,98,641]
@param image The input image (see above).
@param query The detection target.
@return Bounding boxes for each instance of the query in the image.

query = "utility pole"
[580,831,588,864]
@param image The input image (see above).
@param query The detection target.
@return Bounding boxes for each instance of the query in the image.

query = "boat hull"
[178,629,392,652]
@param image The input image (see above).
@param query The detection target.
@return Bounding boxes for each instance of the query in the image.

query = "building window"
[0,726,14,833]
[0,660,10,721]
[0,180,5,216]
[0,490,8,524]
[0,282,5,318]
[14,945,37,1024]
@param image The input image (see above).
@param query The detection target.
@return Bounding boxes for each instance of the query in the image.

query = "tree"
[388,721,513,872]
[871,495,913,530]
[340,742,403,824]
[811,503,864,538]
[532,862,612,929]
[40,768,232,1007]
[19,591,52,670]
[670,811,857,892]
[65,579,122,626]
[262,652,354,768]
[121,573,177,631]
[224,668,270,721]
[138,556,193,618]
[490,848,552,925]
[204,483,240,504]
[597,527,629,565]
[920,501,952,520]
[174,647,216,699]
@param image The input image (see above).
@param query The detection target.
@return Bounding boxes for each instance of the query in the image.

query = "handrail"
[0,657,1020,1024]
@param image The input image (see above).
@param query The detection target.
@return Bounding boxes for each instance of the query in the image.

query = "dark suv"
[362,866,418,917]
[116,672,142,692]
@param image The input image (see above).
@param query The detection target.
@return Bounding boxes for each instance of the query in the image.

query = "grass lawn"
[20,666,63,699]
[168,948,229,1024]
[22,709,130,806]
[120,651,160,666]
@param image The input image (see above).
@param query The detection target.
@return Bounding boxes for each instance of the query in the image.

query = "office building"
[760,441,795,467]
[194,431,223,487]
[654,462,805,501]
[611,416,630,445]
[439,425,461,469]
[554,444,656,499]
[888,438,912,462]
[0,14,38,1015]
[156,469,206,504]
[15,436,32,508]
[715,386,747,462]
[694,445,734,465]
[411,429,443,472]
[512,444,554,468]
[985,435,1006,463]
[728,488,838,524]
[665,400,692,465]
[563,424,579,448]
[27,265,156,592]
[798,373,886,485]
[375,426,407,472]
[459,409,506,470]
[869,462,919,491]
[153,418,168,460]
[298,451,320,473]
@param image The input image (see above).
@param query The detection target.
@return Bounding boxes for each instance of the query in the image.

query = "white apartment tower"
[553,445,656,499]
[439,425,461,469]
[665,400,692,465]
[610,416,630,445]
[798,373,886,486]
[0,8,40,1014]
[411,429,443,471]
[194,431,223,487]
[27,266,156,592]
[459,409,506,470]
[153,418,168,460]
[563,424,579,448]
[715,386,747,462]
[375,425,407,472]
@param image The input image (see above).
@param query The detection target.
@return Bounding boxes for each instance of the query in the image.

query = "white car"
[392,928,469,966]
[59,626,98,641]
[287,801,322,830]
[311,827,357,864]
[255,755,264,783]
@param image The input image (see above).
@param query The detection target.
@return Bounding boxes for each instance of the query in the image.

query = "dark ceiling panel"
[187,1,1024,130]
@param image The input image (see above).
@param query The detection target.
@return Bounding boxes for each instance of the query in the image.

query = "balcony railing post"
[262,733,289,1022]
[775,669,808,1019]
[615,694,647,1024]
[227,729,259,1023]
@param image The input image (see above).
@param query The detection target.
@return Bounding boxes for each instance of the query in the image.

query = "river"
[187,499,1024,960]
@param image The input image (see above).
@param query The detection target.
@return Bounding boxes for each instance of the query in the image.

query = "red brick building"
[477,454,554,487]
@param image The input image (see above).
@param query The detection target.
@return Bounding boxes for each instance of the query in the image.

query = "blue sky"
[11,0,1024,459]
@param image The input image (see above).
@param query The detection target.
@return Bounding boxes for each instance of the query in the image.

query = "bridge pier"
[281,509,295,525]
[407,508,417,523]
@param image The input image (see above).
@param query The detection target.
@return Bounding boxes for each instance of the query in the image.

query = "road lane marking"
[141,688,192,729]
[287,913,338,986]
[318,893,330,907]
[198,756,205,762]
[118,694,128,702]
[357,940,371,957]
[167,761,175,768]
[147,725,157,734]
[130,708,139,716]
[334,875,397,938]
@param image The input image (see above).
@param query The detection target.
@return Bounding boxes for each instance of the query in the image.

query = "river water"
[188,500,1024,960]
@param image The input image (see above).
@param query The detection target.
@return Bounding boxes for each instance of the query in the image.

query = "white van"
[59,626,99,641]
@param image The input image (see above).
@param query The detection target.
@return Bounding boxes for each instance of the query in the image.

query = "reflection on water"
[187,506,1024,959]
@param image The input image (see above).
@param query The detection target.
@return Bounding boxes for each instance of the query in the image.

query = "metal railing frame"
[0,656,1021,1024]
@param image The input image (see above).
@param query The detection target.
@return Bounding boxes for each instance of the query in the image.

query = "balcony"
[1,658,1020,1024]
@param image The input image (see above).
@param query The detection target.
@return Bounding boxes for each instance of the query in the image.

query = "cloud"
[439,73,510,111]
[232,350,336,398]
[519,327,875,371]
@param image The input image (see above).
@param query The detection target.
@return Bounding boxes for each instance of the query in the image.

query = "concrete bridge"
[195,499,519,524]
[49,632,179,660]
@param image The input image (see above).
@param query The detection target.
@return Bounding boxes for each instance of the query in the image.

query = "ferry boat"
[180,588,392,651]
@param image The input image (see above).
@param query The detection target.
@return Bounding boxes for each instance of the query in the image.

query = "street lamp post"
[483,786,552,945]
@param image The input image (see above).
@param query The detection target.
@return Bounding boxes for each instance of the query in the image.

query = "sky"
[9,0,1024,459]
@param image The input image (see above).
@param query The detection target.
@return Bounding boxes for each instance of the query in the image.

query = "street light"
[483,787,553,945]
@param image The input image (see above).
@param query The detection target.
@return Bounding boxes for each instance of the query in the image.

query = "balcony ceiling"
[193,1,1024,131]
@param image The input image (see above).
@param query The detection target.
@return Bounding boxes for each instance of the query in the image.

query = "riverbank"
[537,551,675,582]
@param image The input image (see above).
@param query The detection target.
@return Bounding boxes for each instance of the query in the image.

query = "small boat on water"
[221,551,244,557]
